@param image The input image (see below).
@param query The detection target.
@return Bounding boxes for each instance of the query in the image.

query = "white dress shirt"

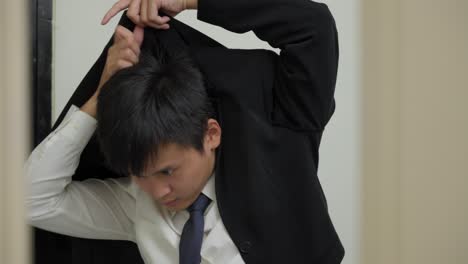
[24,105,244,264]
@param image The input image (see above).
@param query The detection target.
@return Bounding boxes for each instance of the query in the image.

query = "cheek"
[135,180,149,193]
[184,163,207,189]
[170,170,197,194]
[133,178,154,194]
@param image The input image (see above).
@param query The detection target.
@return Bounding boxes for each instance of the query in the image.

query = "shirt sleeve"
[24,105,137,242]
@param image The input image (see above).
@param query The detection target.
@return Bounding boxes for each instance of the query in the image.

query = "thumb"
[133,25,144,47]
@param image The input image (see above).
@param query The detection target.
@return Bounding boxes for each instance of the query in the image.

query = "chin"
[166,201,189,212]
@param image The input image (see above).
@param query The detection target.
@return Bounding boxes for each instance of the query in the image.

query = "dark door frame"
[31,1,73,263]
[31,0,52,146]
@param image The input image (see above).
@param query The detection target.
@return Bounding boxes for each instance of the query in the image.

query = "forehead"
[144,143,194,170]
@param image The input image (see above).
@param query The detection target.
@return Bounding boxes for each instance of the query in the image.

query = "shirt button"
[239,241,252,254]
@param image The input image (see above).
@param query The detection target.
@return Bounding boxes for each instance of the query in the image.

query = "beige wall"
[0,1,31,264]
[362,1,468,264]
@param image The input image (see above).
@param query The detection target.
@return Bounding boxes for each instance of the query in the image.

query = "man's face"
[131,119,221,211]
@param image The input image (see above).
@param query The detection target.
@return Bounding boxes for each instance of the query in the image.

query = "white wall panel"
[53,2,362,264]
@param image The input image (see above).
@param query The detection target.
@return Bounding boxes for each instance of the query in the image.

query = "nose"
[148,180,172,201]
[135,178,172,201]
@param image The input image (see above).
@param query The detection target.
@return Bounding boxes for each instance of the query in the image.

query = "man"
[26,0,343,263]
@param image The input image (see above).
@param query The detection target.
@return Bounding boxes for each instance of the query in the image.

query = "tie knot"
[188,193,211,214]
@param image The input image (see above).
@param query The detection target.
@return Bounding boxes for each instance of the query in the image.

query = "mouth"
[163,199,178,207]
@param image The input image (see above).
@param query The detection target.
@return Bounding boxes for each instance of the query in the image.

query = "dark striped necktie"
[179,193,211,264]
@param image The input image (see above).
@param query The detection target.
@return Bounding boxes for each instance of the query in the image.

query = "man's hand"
[101,0,198,30]
[98,25,144,91]
[80,25,144,118]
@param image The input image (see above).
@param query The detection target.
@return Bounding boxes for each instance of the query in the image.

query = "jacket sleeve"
[197,0,339,131]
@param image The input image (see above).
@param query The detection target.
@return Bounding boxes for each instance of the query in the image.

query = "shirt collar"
[201,173,216,203]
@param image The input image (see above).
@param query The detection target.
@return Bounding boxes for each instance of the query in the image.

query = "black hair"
[96,32,214,177]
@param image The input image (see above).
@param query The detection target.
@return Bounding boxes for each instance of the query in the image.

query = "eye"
[137,175,148,180]
[160,169,173,176]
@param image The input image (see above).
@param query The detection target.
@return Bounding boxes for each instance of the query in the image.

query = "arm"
[102,0,338,131]
[25,106,137,240]
[197,0,339,131]
[25,26,144,240]
[81,25,143,118]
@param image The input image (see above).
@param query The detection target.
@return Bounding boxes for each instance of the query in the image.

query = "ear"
[204,118,221,152]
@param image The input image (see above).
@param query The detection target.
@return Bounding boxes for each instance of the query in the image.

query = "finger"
[133,25,145,47]
[114,25,132,42]
[113,26,125,43]
[126,39,142,58]
[140,0,148,24]
[102,0,131,25]
[148,15,171,26]
[145,0,171,26]
[164,10,178,17]
[116,38,141,57]
[114,29,144,56]
[147,0,157,23]
[147,22,170,30]
[132,41,141,57]
[115,34,141,57]
[111,47,138,65]
[122,48,139,64]
[127,0,142,25]
[116,59,134,70]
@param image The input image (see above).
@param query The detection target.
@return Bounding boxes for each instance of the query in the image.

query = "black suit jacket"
[53,0,344,263]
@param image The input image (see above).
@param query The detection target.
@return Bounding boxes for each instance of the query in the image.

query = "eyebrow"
[142,165,174,178]
[143,155,183,177]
